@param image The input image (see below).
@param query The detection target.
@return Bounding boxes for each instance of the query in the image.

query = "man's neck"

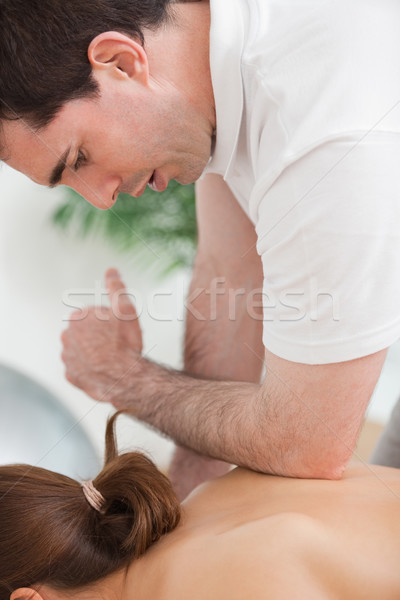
[144,0,216,132]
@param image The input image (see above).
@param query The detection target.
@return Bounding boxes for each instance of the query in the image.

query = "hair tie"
[81,480,106,514]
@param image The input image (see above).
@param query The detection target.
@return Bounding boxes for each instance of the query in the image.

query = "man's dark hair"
[0,0,175,131]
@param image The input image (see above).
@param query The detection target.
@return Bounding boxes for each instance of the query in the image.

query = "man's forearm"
[114,355,267,470]
[112,350,356,479]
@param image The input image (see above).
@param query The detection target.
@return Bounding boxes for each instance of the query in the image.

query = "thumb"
[105,268,137,319]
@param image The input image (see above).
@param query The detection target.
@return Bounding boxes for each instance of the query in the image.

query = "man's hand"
[61,268,143,402]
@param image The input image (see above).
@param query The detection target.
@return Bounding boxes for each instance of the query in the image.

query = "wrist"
[109,350,150,411]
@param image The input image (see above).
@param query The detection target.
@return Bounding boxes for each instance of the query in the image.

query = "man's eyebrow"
[48,146,72,188]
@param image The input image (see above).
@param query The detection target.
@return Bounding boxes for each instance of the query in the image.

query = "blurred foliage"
[51,180,197,274]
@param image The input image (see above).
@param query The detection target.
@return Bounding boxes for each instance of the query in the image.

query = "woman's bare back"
[129,465,400,599]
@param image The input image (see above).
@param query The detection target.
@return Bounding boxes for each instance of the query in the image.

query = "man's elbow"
[301,460,348,480]
[290,443,353,480]
[251,443,352,480]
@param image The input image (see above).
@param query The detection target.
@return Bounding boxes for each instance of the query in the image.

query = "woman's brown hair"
[0,412,181,600]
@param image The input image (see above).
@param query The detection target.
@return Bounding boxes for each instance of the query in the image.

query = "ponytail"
[0,412,180,600]
[89,412,181,559]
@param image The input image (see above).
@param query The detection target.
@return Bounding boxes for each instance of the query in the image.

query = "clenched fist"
[61,268,143,404]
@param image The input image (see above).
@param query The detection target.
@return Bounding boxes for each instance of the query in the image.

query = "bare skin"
[145,465,400,599]
[23,465,400,600]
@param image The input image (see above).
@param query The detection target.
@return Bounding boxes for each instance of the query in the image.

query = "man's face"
[2,73,213,209]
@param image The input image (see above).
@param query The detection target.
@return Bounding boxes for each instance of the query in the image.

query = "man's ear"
[88,31,149,85]
[10,588,44,600]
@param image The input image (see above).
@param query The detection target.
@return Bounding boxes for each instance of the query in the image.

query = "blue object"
[0,363,100,479]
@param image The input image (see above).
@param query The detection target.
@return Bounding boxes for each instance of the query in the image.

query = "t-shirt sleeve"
[252,131,400,364]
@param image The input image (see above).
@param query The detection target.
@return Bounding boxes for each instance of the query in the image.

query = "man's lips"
[148,169,168,193]
[131,170,168,197]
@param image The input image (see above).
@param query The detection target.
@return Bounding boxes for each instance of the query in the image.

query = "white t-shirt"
[204,0,400,365]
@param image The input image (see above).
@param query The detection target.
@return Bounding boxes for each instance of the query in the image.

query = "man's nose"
[72,174,121,210]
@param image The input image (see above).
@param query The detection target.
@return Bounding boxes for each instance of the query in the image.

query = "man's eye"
[73,151,86,171]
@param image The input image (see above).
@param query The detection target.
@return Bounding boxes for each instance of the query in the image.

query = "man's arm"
[169,174,264,497]
[111,346,387,478]
[62,271,387,478]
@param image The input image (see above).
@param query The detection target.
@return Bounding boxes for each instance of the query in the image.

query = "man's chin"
[176,161,210,186]
[175,176,196,186]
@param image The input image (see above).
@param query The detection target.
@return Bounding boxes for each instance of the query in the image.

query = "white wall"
[0,163,400,472]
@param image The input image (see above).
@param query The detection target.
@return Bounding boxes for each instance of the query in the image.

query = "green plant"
[52,180,197,274]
